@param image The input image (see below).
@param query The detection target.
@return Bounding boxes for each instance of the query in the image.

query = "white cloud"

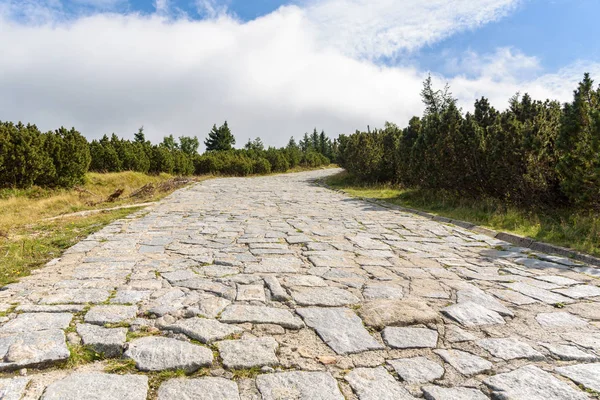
[195,0,228,18]
[0,0,598,150]
[304,0,522,59]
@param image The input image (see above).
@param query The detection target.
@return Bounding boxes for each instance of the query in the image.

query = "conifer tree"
[204,121,235,151]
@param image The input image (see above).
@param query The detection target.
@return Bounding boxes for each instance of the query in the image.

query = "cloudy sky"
[0,0,598,148]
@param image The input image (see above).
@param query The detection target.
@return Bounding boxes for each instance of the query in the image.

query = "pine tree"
[134,126,146,144]
[557,73,600,206]
[204,121,235,151]
[310,128,320,151]
[299,133,311,153]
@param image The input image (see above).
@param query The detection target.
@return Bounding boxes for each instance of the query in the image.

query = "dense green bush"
[338,74,600,209]
[38,127,91,188]
[1,119,333,188]
[0,122,89,188]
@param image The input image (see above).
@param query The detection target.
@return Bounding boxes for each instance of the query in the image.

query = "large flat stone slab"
[40,289,110,304]
[434,349,492,376]
[216,337,278,369]
[236,284,266,302]
[476,338,544,361]
[219,305,304,329]
[76,323,127,358]
[484,365,588,400]
[553,285,600,299]
[256,371,344,400]
[556,363,600,393]
[124,336,213,372]
[535,312,588,328]
[245,257,302,273]
[502,282,573,305]
[290,287,360,306]
[382,327,438,349]
[0,329,69,371]
[388,357,444,384]
[190,295,231,318]
[164,317,243,344]
[41,373,148,400]
[358,299,439,329]
[297,307,384,355]
[0,312,72,333]
[111,290,152,304]
[421,385,488,400]
[457,287,514,317]
[84,305,137,325]
[157,377,240,400]
[539,342,599,362]
[345,367,415,400]
[441,302,505,327]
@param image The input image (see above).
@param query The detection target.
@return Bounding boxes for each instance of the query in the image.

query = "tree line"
[337,73,600,209]
[0,120,333,189]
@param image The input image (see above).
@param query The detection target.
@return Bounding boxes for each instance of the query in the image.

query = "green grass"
[324,171,600,257]
[0,208,141,286]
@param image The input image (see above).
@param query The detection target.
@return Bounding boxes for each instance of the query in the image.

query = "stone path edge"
[318,179,600,267]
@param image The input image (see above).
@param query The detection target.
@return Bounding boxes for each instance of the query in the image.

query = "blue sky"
[0,0,598,146]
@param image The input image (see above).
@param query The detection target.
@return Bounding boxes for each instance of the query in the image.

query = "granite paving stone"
[76,323,127,357]
[484,365,588,400]
[219,305,304,329]
[556,363,600,393]
[345,367,416,400]
[421,385,488,400]
[84,305,138,325]
[256,371,345,400]
[535,312,588,328]
[476,337,544,361]
[216,337,279,369]
[441,302,505,327]
[124,336,213,372]
[297,307,384,354]
[41,373,148,400]
[157,377,240,400]
[388,357,445,384]
[0,330,69,370]
[382,327,439,349]
[434,349,493,376]
[1,169,597,399]
[0,312,72,333]
[290,286,360,306]
[163,317,244,344]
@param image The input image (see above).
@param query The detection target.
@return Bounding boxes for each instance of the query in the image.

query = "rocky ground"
[0,168,599,399]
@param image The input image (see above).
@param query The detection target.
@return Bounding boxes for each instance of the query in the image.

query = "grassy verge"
[0,208,141,286]
[0,171,209,286]
[324,171,600,257]
[0,171,180,231]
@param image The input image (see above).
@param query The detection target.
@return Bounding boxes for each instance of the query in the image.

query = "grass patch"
[64,344,104,369]
[104,358,137,374]
[0,171,177,232]
[324,171,600,257]
[0,208,140,286]
[126,326,162,341]
[230,366,263,379]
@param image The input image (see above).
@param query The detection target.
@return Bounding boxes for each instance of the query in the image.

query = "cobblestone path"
[1,169,599,399]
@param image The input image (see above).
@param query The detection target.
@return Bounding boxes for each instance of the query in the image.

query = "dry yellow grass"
[0,172,176,232]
